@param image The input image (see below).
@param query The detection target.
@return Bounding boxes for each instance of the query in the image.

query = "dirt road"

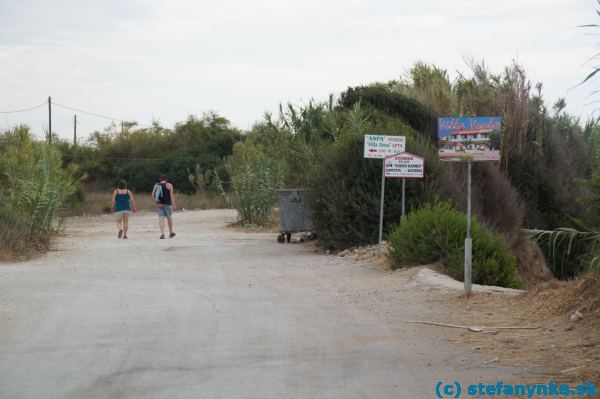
[0,210,522,398]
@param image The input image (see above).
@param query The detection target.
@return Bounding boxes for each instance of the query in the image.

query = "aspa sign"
[364,135,406,159]
[385,153,424,179]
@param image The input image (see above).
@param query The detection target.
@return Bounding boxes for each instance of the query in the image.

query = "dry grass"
[228,207,280,232]
[440,276,600,384]
[62,191,227,216]
[0,245,41,262]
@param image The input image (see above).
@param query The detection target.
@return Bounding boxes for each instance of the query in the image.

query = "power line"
[66,154,166,161]
[52,102,153,128]
[65,154,220,162]
[0,102,47,114]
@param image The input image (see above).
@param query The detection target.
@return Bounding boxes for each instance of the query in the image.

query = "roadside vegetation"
[214,155,284,227]
[0,126,77,258]
[2,60,599,288]
[58,113,241,194]
[219,61,598,288]
[388,202,521,288]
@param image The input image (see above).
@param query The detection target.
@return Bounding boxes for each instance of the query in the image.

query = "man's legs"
[159,216,165,236]
[167,217,173,235]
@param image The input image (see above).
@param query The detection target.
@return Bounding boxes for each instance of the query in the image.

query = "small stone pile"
[337,242,390,261]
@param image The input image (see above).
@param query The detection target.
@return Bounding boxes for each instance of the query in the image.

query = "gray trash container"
[277,189,315,243]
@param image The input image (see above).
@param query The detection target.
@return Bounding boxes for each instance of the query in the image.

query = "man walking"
[152,175,176,239]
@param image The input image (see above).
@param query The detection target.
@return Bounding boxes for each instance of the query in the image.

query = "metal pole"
[402,178,406,218]
[464,161,472,296]
[48,96,52,143]
[466,161,472,239]
[377,159,386,256]
[73,115,77,146]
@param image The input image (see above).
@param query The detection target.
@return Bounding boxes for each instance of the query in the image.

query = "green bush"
[445,234,522,288]
[387,203,522,288]
[305,133,439,250]
[338,84,438,141]
[387,202,463,265]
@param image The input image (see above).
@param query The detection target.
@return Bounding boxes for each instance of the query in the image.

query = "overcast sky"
[0,0,598,141]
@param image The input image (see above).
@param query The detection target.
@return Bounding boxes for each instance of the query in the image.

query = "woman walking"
[111,180,137,239]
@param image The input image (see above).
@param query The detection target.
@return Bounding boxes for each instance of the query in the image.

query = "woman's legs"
[123,214,129,237]
[115,217,123,238]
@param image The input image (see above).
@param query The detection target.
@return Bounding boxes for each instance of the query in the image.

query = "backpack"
[154,183,164,203]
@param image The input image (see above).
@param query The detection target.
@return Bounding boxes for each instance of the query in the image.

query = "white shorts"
[114,210,133,219]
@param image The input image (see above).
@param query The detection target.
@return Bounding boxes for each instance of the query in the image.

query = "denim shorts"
[157,204,173,218]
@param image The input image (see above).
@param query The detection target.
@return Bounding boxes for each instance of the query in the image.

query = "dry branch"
[402,320,540,330]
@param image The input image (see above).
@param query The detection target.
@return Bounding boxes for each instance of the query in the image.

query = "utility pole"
[121,121,124,134]
[48,96,52,143]
[73,115,77,146]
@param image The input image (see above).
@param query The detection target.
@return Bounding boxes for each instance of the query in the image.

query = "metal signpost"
[384,152,425,218]
[465,161,472,295]
[437,117,502,296]
[363,135,406,255]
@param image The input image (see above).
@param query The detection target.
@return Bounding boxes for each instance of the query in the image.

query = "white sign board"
[364,135,406,159]
[384,152,424,179]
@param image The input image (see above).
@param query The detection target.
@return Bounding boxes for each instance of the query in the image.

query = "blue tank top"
[115,190,131,211]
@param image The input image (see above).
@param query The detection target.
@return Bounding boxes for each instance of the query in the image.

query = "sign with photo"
[438,117,502,162]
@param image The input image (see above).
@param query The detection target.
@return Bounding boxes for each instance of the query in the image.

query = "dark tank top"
[158,182,172,205]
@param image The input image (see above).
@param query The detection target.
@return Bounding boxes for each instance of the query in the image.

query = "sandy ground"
[0,209,536,399]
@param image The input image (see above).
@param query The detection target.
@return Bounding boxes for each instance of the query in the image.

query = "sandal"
[118,230,123,239]
[160,235,165,239]
[123,235,128,239]
[169,232,176,238]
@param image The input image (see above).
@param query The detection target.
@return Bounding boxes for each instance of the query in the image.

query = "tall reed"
[1,128,77,254]
[214,156,284,227]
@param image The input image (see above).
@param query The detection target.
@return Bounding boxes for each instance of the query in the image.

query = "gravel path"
[0,209,521,398]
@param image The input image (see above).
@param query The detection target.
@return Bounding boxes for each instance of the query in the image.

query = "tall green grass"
[526,228,600,280]
[214,156,284,227]
[0,127,77,257]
